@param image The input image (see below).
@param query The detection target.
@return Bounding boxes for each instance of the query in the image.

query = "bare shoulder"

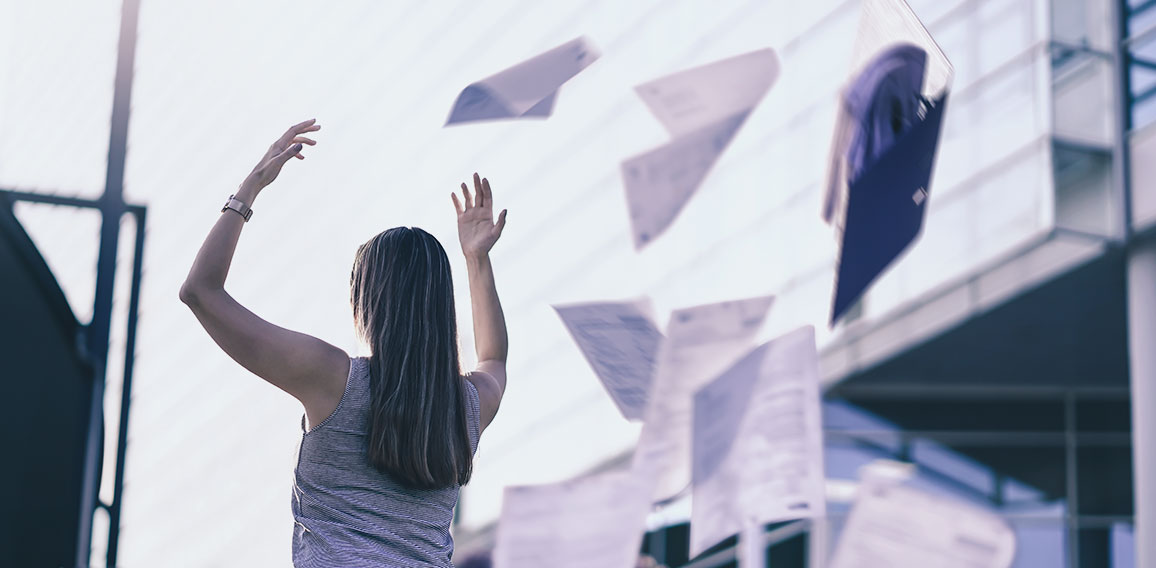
[302,350,353,430]
[465,361,506,431]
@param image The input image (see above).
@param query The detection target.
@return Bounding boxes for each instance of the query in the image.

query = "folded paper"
[446,37,600,125]
[622,49,779,249]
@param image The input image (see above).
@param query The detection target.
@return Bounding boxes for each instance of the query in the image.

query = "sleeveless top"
[292,357,482,567]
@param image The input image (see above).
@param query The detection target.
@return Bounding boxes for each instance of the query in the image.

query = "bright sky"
[0,0,1057,565]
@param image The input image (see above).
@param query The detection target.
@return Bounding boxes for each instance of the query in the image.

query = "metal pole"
[1116,1,1153,566]
[76,0,141,564]
[807,518,827,568]
[1128,238,1156,568]
[1064,392,1079,568]
[106,207,146,567]
[739,517,762,568]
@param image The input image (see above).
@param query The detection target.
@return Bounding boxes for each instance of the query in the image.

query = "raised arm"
[179,119,350,427]
[452,173,508,431]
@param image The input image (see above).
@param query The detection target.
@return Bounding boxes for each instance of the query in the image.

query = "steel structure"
[1,0,144,566]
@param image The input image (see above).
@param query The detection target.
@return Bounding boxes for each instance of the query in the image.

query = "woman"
[180,119,508,567]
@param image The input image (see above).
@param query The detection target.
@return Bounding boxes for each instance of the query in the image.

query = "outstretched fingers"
[481,177,493,209]
[276,142,305,163]
[284,118,320,139]
[451,192,463,216]
[473,172,485,208]
[494,208,507,236]
[461,182,474,208]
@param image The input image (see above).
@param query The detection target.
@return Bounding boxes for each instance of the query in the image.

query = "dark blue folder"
[831,92,948,324]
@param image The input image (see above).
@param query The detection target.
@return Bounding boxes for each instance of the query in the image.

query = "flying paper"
[689,326,827,557]
[622,49,779,249]
[553,299,663,421]
[822,0,953,323]
[829,476,1016,568]
[492,471,652,568]
[632,295,774,501]
[446,37,600,125]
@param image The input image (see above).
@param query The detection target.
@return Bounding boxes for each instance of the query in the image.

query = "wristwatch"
[221,194,253,221]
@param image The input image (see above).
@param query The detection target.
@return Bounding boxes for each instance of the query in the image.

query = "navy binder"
[831,92,948,323]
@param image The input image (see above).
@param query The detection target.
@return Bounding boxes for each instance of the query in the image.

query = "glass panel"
[1112,523,1136,568]
[766,531,807,566]
[1080,528,1114,568]
[979,0,1038,76]
[1130,65,1156,99]
[911,438,998,496]
[1134,97,1156,129]
[1052,142,1116,236]
[1076,399,1132,432]
[848,399,1066,432]
[948,445,1068,502]
[1077,446,1134,515]
[1052,0,1115,51]
[1007,518,1068,567]
[1052,50,1116,145]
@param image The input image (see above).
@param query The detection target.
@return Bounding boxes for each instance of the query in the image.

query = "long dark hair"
[350,227,473,489]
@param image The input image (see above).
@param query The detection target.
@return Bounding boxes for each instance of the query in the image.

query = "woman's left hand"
[242,118,320,193]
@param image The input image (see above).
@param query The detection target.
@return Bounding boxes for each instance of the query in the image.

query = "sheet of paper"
[689,326,827,557]
[446,37,600,125]
[553,299,663,421]
[621,49,778,249]
[622,112,749,249]
[633,295,774,501]
[634,49,779,138]
[492,471,653,568]
[829,478,1016,568]
[822,0,954,324]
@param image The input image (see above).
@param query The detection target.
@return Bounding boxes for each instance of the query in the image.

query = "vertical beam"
[807,518,828,568]
[739,518,762,568]
[106,208,146,567]
[75,0,141,565]
[1064,392,1080,568]
[1117,0,1153,566]
[1116,0,1134,243]
[1127,238,1156,568]
[648,524,666,567]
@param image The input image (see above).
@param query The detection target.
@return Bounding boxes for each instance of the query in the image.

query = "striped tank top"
[292,357,481,567]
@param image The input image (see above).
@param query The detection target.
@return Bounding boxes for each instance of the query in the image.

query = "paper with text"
[622,49,778,249]
[446,37,600,125]
[689,326,827,557]
[554,299,663,421]
[492,471,653,568]
[632,295,774,501]
[829,478,1016,568]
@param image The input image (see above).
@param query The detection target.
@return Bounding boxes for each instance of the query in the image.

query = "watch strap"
[221,194,253,221]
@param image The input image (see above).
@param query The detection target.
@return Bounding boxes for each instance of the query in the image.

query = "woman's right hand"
[452,172,507,258]
[241,119,319,196]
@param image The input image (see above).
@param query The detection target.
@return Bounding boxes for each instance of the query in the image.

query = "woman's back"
[292,357,481,567]
[180,129,508,567]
